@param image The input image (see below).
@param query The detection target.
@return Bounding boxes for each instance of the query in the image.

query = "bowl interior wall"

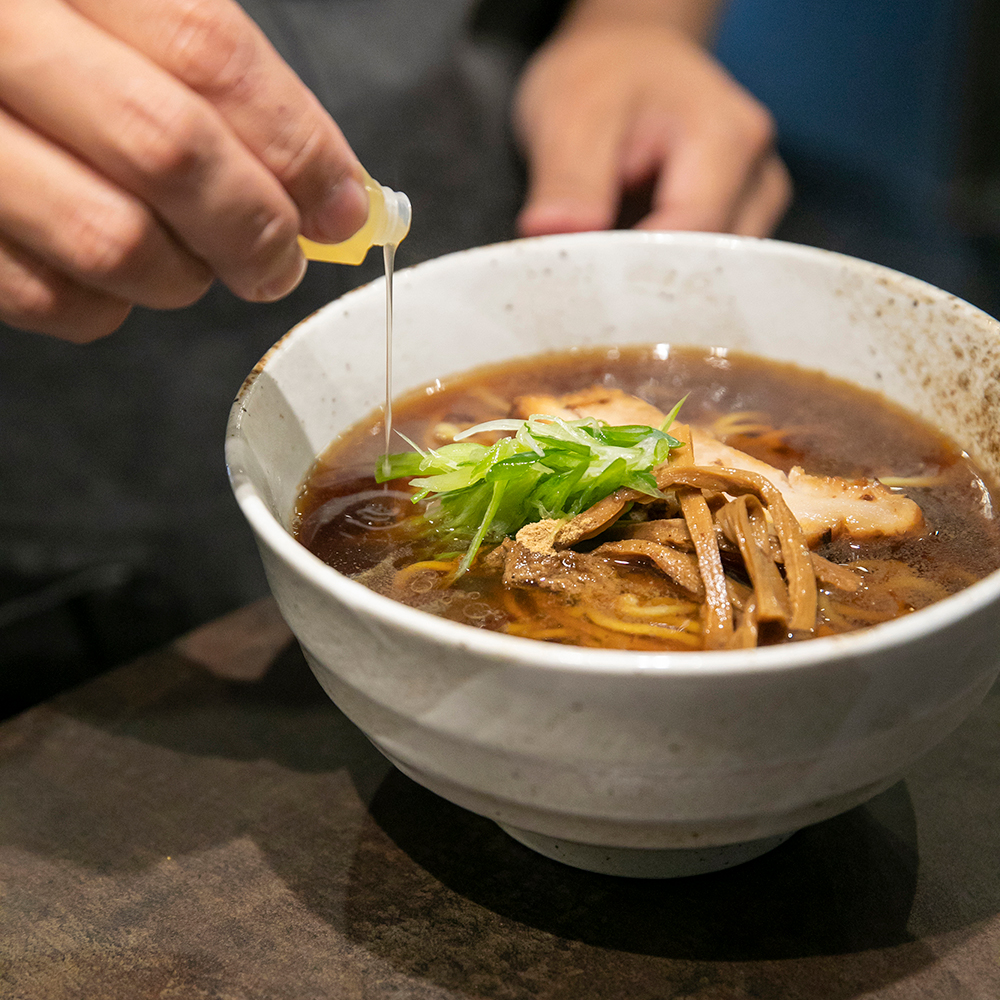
[234,234,1000,527]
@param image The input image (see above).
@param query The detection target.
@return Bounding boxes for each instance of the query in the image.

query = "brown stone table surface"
[2,597,999,999]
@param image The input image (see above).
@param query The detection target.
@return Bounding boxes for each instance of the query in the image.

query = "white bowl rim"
[227,230,1000,679]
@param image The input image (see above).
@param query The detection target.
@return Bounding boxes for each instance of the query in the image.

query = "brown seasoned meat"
[620,518,697,549]
[491,520,689,605]
[619,515,861,592]
[492,535,628,602]
[591,539,704,597]
[553,487,654,547]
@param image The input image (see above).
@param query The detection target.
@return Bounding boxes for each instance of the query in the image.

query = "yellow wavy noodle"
[393,559,460,593]
[939,566,981,589]
[501,588,529,620]
[879,474,948,488]
[857,559,950,604]
[582,607,703,646]
[536,605,618,647]
[614,593,700,621]
[710,409,824,457]
[423,386,512,447]
[505,624,577,640]
[818,558,965,633]
[819,595,903,628]
[709,411,774,438]
[499,586,704,650]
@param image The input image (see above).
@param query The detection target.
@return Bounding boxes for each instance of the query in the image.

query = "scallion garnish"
[376,406,684,575]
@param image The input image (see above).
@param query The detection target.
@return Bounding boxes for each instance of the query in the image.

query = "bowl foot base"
[498,824,794,878]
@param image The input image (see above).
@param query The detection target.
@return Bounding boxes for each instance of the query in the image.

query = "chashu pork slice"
[687,427,924,544]
[512,386,925,545]
[513,386,669,428]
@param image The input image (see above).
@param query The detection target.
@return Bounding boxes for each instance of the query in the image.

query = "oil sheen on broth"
[294,346,1000,651]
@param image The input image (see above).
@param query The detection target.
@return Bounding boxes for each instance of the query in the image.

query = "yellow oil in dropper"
[299,172,411,470]
[299,171,411,265]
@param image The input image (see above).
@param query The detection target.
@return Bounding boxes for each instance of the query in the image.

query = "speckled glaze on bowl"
[227,232,1000,877]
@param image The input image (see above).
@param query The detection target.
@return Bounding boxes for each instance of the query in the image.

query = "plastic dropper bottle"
[298,171,411,264]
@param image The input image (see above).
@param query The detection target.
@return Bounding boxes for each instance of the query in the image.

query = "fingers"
[0,235,133,343]
[1,0,306,303]
[637,132,791,238]
[639,102,782,234]
[0,0,371,339]
[729,154,793,237]
[66,0,369,244]
[514,33,627,237]
[0,105,213,310]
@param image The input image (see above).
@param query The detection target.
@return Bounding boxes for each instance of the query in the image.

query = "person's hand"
[0,0,369,342]
[514,20,791,238]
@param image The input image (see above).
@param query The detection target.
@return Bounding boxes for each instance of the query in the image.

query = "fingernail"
[310,174,369,243]
[256,247,307,302]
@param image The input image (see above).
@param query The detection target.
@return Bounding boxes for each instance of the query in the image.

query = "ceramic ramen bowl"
[227,232,1000,877]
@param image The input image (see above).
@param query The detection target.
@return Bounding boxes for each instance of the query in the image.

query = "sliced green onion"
[376,401,685,574]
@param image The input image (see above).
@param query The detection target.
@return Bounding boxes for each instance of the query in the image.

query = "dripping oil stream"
[297,174,410,481]
[382,242,396,480]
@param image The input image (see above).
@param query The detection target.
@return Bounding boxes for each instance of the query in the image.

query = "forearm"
[556,0,729,44]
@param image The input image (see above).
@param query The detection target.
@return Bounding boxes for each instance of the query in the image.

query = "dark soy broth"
[294,346,1000,650]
